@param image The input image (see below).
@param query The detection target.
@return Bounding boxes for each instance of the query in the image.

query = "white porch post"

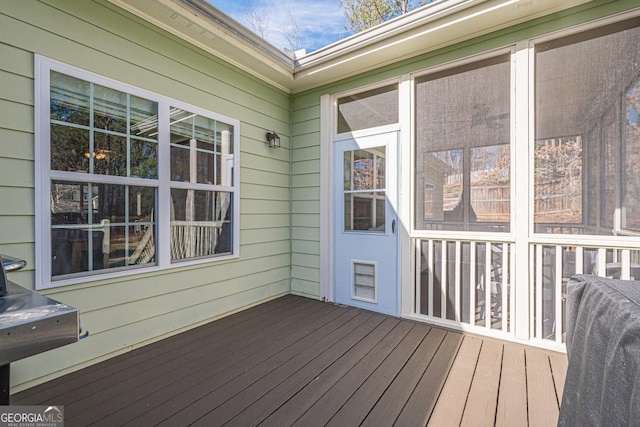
[319,94,333,301]
[513,40,531,340]
[399,75,412,317]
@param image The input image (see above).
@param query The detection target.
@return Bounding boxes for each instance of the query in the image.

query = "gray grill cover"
[559,274,640,427]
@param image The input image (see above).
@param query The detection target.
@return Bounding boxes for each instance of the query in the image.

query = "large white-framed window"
[35,56,240,289]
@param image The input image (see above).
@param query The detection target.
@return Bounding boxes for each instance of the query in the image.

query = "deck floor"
[12,295,567,426]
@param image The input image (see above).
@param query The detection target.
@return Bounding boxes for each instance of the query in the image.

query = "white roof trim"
[109,0,594,93]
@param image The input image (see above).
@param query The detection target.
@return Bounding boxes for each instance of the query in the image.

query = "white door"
[334,132,398,316]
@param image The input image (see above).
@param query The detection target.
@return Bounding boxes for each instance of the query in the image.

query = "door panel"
[334,132,398,316]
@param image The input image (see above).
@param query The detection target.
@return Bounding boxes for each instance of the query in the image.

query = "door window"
[343,147,386,232]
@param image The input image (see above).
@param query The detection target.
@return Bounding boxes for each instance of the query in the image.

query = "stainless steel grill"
[0,254,79,404]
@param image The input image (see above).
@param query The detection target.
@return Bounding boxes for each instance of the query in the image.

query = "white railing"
[530,244,640,345]
[413,238,640,349]
[414,238,514,338]
[170,220,223,259]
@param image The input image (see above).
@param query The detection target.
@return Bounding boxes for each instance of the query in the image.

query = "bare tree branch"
[282,12,301,51]
[245,7,270,39]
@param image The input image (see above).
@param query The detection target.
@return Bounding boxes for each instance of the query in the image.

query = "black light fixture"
[266,131,280,149]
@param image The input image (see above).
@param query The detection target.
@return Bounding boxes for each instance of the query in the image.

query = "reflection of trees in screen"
[534,137,583,225]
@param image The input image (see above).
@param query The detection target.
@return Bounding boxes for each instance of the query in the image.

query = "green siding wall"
[289,0,640,298]
[0,0,291,391]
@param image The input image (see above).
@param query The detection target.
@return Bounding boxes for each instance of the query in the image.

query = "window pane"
[51,181,156,278]
[344,148,385,191]
[93,132,126,176]
[170,108,234,186]
[337,85,398,133]
[51,71,90,126]
[535,18,640,235]
[51,124,89,172]
[130,138,158,179]
[343,147,386,232]
[93,84,127,133]
[170,188,233,260]
[49,71,158,178]
[415,55,511,232]
[129,95,158,138]
[344,193,385,232]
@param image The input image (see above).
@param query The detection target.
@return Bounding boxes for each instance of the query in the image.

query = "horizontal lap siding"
[0,0,291,391]
[290,100,322,298]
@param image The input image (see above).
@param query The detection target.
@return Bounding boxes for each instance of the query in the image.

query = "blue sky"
[208,0,351,53]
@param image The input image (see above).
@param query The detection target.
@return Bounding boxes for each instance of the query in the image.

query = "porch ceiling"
[108,0,594,94]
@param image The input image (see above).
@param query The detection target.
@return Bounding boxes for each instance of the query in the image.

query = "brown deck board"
[15,294,301,405]
[393,330,463,426]
[125,305,364,426]
[194,315,398,426]
[112,299,349,426]
[495,343,528,427]
[243,320,418,427]
[11,295,567,427]
[360,327,448,426]
[461,339,503,427]
[326,323,431,426]
[159,312,385,426]
[527,348,560,427]
[290,320,412,427]
[549,351,568,403]
[66,296,329,426]
[427,335,483,427]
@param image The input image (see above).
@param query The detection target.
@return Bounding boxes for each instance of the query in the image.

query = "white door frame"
[319,89,409,316]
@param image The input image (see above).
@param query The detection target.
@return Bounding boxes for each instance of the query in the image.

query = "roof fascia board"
[291,0,594,91]
[108,0,295,93]
[108,0,594,93]
[296,0,480,67]
[179,0,293,67]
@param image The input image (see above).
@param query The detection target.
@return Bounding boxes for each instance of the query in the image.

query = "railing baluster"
[597,248,607,277]
[441,240,448,320]
[555,245,563,344]
[575,246,584,274]
[470,241,476,327]
[510,243,516,334]
[415,239,422,314]
[485,242,491,330]
[622,249,631,280]
[455,240,461,323]
[535,244,543,339]
[428,239,434,317]
[502,242,508,333]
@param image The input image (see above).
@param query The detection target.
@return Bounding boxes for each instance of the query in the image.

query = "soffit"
[109,0,594,94]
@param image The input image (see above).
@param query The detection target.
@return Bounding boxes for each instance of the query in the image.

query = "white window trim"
[34,55,240,290]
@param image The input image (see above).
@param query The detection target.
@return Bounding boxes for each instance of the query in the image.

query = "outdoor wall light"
[266,131,280,149]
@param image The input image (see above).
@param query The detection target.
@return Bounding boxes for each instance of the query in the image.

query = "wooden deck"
[12,295,567,426]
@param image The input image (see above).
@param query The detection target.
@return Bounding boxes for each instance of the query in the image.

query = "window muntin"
[337,85,398,134]
[39,59,239,287]
[534,18,640,235]
[170,108,234,187]
[50,71,159,177]
[343,147,386,232]
[169,107,235,261]
[415,55,511,232]
[50,181,156,277]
